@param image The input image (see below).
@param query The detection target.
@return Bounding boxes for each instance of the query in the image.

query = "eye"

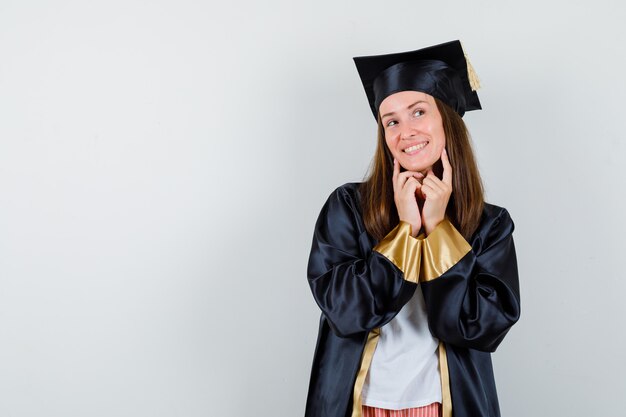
[413,109,425,117]
[386,120,398,127]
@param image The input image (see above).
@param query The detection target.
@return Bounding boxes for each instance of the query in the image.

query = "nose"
[400,124,416,140]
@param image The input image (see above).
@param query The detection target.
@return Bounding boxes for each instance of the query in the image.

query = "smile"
[403,142,428,154]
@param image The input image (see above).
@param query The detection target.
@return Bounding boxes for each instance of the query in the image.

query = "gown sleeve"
[307,185,425,338]
[420,207,521,352]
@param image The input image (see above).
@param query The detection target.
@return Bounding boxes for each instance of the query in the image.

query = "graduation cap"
[353,40,482,119]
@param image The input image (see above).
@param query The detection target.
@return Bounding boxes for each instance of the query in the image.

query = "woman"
[304,40,520,417]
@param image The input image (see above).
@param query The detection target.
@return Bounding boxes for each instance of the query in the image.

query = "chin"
[400,159,435,173]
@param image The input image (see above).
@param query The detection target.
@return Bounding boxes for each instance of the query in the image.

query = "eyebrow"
[381,100,428,120]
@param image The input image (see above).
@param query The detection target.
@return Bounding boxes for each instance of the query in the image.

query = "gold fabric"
[460,40,481,91]
[373,221,424,283]
[438,342,452,417]
[351,328,380,417]
[421,218,472,282]
[373,218,470,284]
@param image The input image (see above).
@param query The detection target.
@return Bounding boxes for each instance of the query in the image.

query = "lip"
[402,141,429,155]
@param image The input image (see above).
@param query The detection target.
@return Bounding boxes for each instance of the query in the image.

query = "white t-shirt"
[361,285,442,409]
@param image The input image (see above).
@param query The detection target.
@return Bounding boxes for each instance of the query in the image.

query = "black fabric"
[372,60,467,117]
[353,40,481,119]
[304,182,520,417]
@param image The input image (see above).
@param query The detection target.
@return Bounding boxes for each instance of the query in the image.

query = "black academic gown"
[304,182,520,417]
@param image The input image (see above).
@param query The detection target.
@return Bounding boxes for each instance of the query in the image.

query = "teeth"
[404,142,428,153]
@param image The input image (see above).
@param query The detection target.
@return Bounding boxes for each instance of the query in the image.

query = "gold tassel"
[460,41,481,91]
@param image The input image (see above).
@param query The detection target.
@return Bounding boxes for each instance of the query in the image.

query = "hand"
[421,148,453,236]
[392,158,424,237]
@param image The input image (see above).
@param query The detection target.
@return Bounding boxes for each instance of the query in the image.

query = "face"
[379,91,446,174]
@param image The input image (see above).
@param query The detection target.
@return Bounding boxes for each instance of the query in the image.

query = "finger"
[397,172,424,193]
[441,148,452,186]
[422,182,444,199]
[422,175,443,189]
[403,176,421,190]
[392,158,399,193]
[414,181,424,199]
[393,158,398,181]
[406,172,425,184]
[421,183,433,199]
[422,171,444,192]
[399,171,425,182]
[404,179,424,202]
[423,168,438,185]
[404,175,423,193]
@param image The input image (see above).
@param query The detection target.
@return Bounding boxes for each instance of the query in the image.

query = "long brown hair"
[359,97,485,241]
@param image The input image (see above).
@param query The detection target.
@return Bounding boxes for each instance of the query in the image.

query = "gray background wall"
[1,0,625,416]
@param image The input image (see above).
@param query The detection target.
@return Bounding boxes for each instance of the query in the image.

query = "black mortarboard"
[353,40,482,119]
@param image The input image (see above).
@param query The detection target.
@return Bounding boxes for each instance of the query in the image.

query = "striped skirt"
[362,402,441,417]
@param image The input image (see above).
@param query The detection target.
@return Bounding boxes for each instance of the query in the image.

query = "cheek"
[433,124,446,149]
[427,113,445,141]
[439,132,446,149]
[384,136,398,154]
[434,137,446,153]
